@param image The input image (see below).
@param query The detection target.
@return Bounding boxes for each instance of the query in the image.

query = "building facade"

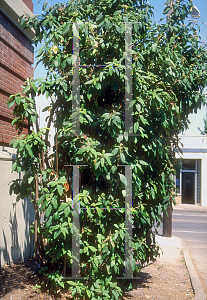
[175,135,207,206]
[0,0,34,266]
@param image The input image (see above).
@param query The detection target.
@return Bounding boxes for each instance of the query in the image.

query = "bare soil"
[0,247,194,300]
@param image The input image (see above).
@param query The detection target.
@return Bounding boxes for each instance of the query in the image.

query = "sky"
[33,0,207,135]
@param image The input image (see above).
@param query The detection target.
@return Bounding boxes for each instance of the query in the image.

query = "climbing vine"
[8,0,207,299]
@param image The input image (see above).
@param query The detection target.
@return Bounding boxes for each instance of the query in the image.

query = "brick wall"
[22,0,33,13]
[0,10,34,145]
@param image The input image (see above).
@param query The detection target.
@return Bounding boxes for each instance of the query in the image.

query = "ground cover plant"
[8,0,207,299]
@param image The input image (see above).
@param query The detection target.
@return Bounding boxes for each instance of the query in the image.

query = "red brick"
[22,0,33,12]
[0,117,28,144]
[0,42,33,80]
[0,40,33,80]
[0,6,34,146]
[0,13,34,64]
[0,92,13,118]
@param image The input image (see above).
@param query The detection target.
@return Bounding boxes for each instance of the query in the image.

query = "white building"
[175,135,207,206]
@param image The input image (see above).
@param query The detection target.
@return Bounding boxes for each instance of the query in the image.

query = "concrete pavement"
[158,204,207,299]
[156,234,206,300]
[173,204,207,213]
[182,238,206,300]
[172,204,207,298]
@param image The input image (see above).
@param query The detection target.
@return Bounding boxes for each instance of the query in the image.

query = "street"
[157,208,207,293]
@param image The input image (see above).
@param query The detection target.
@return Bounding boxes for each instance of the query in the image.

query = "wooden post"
[162,0,175,237]
[34,174,38,259]
[163,198,172,237]
[56,133,58,175]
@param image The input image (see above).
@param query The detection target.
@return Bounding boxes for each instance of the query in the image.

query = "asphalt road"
[157,210,207,293]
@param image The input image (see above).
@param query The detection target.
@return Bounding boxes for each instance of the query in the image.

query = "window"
[175,163,181,194]
[182,159,196,170]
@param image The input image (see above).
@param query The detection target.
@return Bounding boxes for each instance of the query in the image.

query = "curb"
[182,239,206,300]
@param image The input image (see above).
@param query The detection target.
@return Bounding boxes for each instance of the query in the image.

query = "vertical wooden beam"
[34,174,38,259]
[163,198,172,237]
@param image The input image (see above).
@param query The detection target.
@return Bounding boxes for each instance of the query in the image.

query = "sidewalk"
[124,234,206,300]
[157,235,206,300]
[173,204,207,213]
[124,235,194,299]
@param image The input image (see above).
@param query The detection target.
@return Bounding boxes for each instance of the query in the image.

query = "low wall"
[0,146,34,267]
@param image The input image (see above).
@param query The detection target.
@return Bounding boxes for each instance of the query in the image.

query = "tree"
[8,0,207,299]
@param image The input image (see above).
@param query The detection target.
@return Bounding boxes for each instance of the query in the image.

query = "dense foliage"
[8,0,207,298]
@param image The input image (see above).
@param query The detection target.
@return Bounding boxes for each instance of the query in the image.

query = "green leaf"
[101,157,104,167]
[77,147,87,154]
[64,205,70,217]
[57,185,63,196]
[42,1,47,11]
[59,281,64,288]
[15,96,21,105]
[140,115,148,125]
[62,59,67,69]
[115,24,121,33]
[95,161,100,170]
[89,246,96,252]
[23,85,30,94]
[170,36,175,44]
[120,152,125,164]
[8,100,16,108]
[63,22,70,35]
[54,230,61,239]
[28,177,34,184]
[41,83,45,93]
[139,160,148,166]
[62,82,68,92]
[13,139,20,148]
[122,190,126,197]
[26,144,33,158]
[119,173,128,186]
[94,257,99,267]
[86,290,91,298]
[117,135,123,143]
[112,289,119,299]
[48,181,58,187]
[96,12,103,21]
[58,203,68,212]
[66,57,72,65]
[19,17,26,27]
[54,58,60,67]
[134,122,139,133]
[37,194,45,206]
[42,106,51,112]
[51,197,58,209]
[17,165,21,173]
[111,165,117,173]
[151,43,157,52]
[111,259,115,267]
[16,194,21,202]
[163,6,172,14]
[12,162,17,172]
[109,67,113,76]
[46,216,53,228]
[61,226,68,238]
[46,91,50,99]
[111,148,118,156]
[45,204,52,217]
